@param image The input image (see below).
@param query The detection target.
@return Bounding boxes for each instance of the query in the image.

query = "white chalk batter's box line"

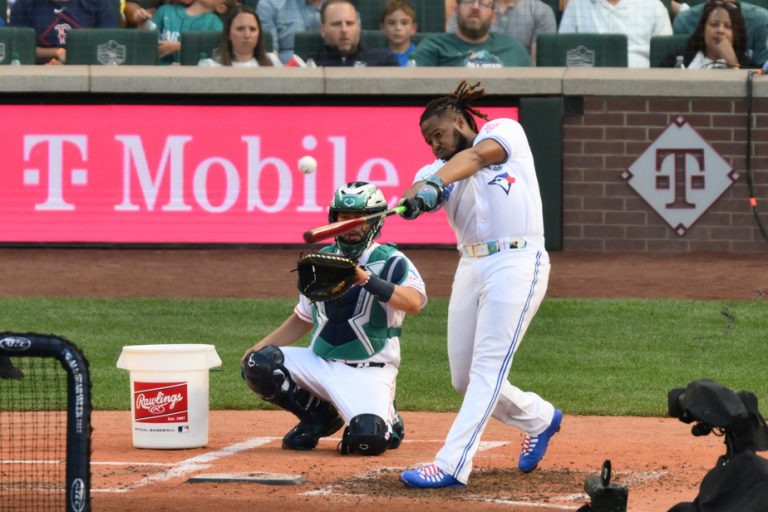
[85,437,504,493]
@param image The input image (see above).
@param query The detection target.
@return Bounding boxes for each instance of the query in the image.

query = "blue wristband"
[363,272,395,302]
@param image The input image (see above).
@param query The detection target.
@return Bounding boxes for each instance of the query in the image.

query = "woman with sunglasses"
[661,0,759,68]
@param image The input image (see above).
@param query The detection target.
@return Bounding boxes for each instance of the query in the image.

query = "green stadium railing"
[0,27,36,65]
[536,33,628,67]
[650,34,689,68]
[65,28,159,65]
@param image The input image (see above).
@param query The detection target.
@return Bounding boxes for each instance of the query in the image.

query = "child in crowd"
[153,0,231,64]
[379,0,418,66]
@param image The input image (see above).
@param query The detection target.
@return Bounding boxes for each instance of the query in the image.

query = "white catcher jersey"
[414,118,545,249]
[293,242,427,368]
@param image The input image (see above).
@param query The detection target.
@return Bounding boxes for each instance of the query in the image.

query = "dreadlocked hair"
[420,80,489,132]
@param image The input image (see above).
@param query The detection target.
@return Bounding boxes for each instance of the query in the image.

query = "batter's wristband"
[363,272,395,302]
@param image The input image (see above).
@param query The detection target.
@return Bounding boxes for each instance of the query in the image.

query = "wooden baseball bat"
[303,205,406,244]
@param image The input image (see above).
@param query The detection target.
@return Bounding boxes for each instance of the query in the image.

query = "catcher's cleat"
[387,413,405,450]
[400,464,465,489]
[518,408,563,473]
[282,416,345,451]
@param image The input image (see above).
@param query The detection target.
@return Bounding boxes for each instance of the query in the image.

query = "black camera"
[667,379,768,512]
[668,378,768,455]
[577,460,628,512]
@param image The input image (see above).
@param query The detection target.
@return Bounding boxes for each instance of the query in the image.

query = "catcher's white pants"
[281,347,399,428]
[435,249,555,484]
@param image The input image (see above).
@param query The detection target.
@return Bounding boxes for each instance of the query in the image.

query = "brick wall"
[562,96,768,252]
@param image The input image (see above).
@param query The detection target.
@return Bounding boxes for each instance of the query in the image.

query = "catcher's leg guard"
[241,345,343,450]
[339,414,390,456]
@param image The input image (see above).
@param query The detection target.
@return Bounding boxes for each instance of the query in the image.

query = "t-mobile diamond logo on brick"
[133,381,188,423]
[623,116,739,236]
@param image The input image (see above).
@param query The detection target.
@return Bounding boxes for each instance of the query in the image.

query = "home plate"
[188,472,306,485]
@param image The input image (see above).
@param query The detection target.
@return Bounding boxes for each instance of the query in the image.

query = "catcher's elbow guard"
[339,414,390,456]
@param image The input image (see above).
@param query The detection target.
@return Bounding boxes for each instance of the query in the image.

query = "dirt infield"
[2,248,767,511]
[2,248,766,300]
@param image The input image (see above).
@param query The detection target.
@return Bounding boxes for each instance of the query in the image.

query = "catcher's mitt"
[296,252,359,302]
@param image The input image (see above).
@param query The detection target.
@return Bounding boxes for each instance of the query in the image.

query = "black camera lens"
[668,387,685,418]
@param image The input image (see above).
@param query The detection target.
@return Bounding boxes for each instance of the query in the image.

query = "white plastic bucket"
[116,344,222,449]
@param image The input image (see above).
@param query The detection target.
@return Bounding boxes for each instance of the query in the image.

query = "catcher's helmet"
[329,181,387,260]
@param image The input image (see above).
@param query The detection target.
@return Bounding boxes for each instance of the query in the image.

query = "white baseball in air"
[298,156,317,174]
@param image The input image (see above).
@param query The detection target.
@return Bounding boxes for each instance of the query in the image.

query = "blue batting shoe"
[400,464,465,489]
[518,408,563,473]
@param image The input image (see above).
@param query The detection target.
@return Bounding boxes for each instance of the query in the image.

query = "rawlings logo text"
[136,391,184,414]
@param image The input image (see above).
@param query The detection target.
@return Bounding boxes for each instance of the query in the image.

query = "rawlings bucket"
[116,344,222,449]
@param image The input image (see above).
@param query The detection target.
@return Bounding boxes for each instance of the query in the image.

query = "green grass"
[2,297,766,416]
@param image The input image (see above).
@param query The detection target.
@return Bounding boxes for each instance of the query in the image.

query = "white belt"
[459,238,527,258]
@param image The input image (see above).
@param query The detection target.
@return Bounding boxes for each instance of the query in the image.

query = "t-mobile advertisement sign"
[0,105,517,244]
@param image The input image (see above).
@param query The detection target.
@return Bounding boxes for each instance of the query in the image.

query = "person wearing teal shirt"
[153,0,225,64]
[674,0,768,67]
[412,0,531,67]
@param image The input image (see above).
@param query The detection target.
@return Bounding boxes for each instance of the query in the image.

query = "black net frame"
[0,332,92,512]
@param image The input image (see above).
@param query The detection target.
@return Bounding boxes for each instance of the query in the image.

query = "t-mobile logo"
[23,135,88,211]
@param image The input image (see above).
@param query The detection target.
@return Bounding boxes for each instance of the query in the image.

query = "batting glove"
[397,197,422,220]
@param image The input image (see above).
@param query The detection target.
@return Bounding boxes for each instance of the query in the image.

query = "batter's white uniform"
[281,242,427,428]
[413,118,555,484]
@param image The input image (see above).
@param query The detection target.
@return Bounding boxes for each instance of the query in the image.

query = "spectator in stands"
[10,0,118,64]
[257,0,323,64]
[660,0,758,68]
[153,0,229,64]
[310,0,396,66]
[446,0,557,62]
[673,0,768,67]
[380,0,418,66]
[124,0,188,29]
[200,5,282,66]
[411,0,531,67]
[557,0,672,67]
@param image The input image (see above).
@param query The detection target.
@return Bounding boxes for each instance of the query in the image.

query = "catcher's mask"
[328,181,387,260]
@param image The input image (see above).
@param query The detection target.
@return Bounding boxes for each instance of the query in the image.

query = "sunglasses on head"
[707,0,740,10]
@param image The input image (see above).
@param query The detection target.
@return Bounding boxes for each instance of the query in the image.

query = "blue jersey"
[10,0,118,49]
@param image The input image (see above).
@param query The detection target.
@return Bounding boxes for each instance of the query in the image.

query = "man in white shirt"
[558,0,672,67]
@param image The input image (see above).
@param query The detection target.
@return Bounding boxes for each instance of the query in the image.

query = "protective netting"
[1,357,68,512]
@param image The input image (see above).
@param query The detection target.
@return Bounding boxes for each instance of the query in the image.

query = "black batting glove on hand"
[398,197,422,220]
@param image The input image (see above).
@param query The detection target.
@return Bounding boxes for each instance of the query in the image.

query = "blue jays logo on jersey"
[488,172,516,195]
[443,182,455,201]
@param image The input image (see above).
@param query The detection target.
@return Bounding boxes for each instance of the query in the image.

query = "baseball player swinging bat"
[303,205,405,244]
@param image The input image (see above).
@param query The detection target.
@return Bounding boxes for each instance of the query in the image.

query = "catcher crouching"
[241,181,427,455]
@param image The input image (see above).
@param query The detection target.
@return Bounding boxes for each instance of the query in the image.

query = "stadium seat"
[180,30,274,65]
[358,0,446,33]
[690,0,768,6]
[0,27,36,65]
[357,0,388,29]
[649,34,689,67]
[293,30,324,60]
[65,28,159,65]
[536,33,628,67]
[360,29,388,50]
